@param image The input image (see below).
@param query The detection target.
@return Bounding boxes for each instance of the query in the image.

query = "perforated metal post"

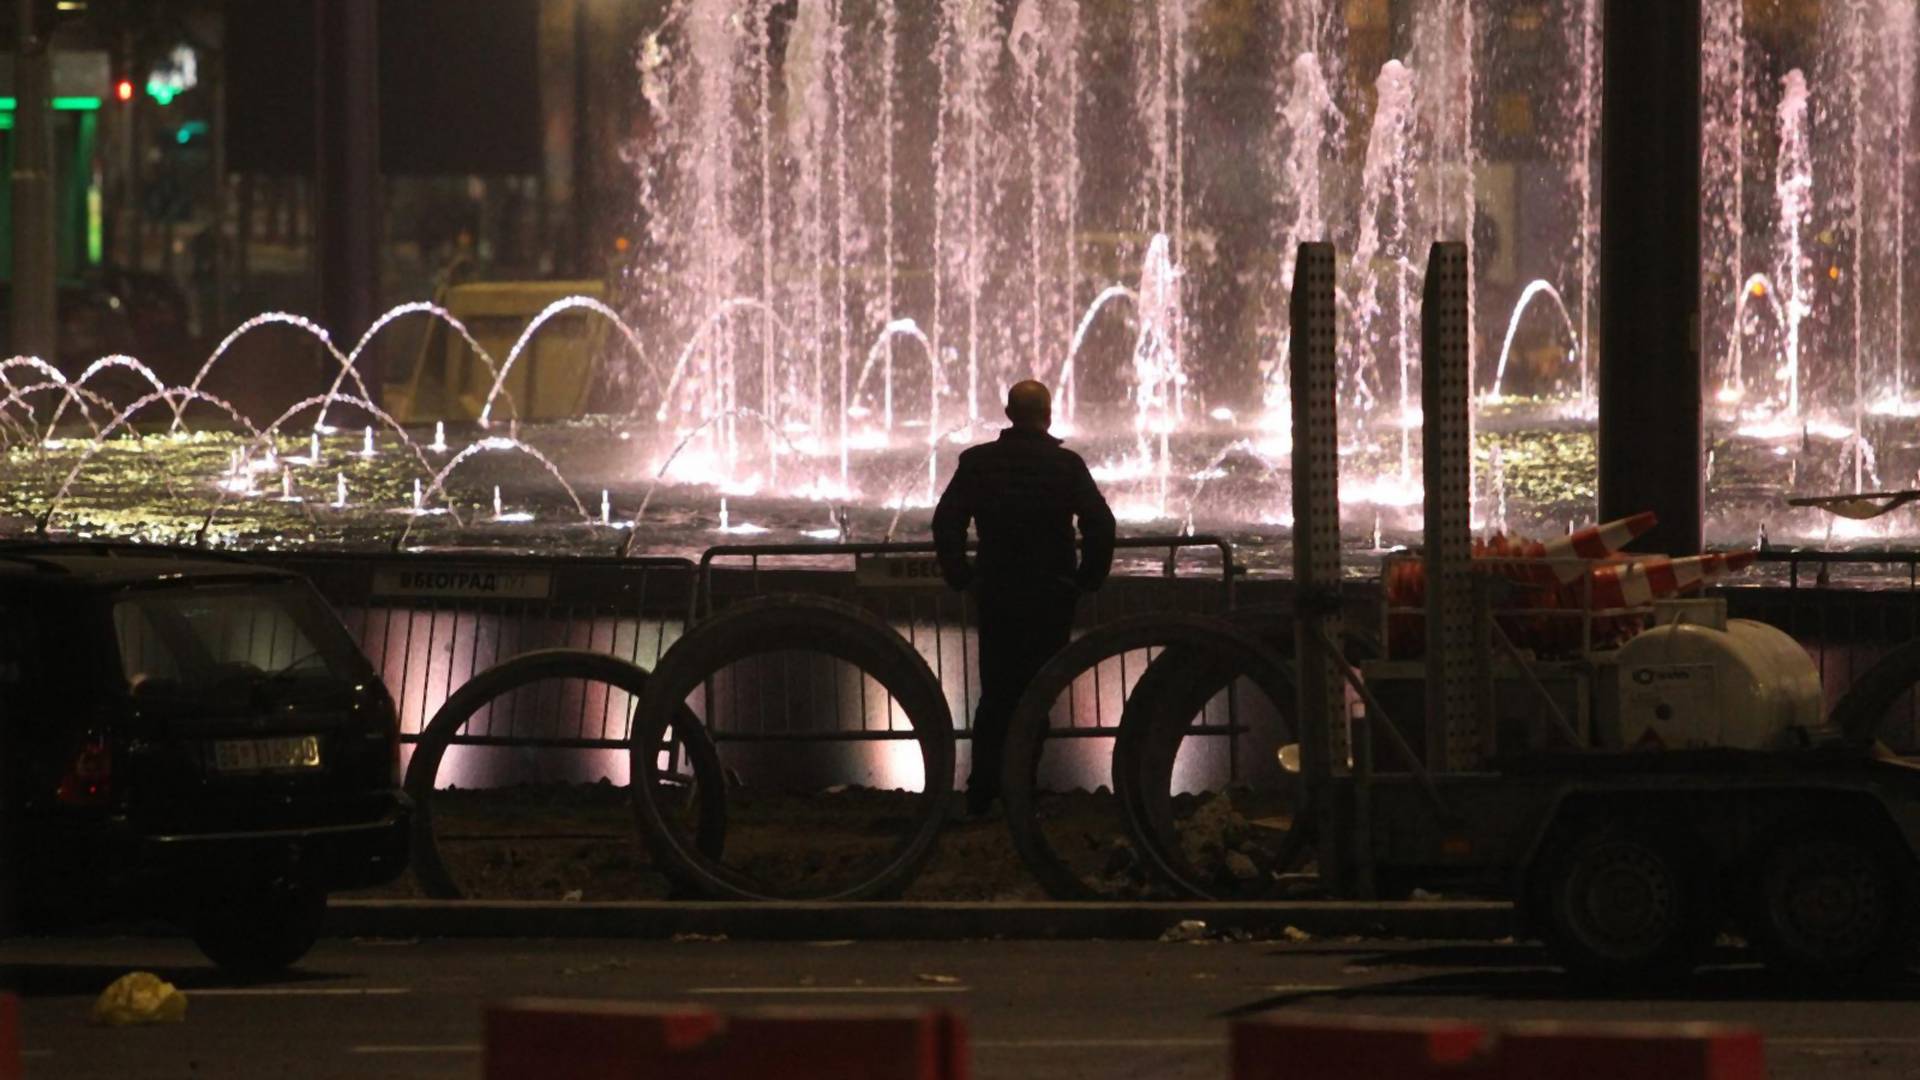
[1421,242,1478,771]
[1289,243,1347,870]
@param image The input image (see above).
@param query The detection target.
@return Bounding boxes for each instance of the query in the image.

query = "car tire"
[191,883,326,976]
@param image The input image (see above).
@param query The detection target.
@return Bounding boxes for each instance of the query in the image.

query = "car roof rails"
[0,539,256,567]
[0,551,73,574]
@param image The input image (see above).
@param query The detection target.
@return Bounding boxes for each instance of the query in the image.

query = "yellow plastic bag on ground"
[91,972,188,1026]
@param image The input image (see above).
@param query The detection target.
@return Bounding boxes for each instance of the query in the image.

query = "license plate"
[212,735,323,773]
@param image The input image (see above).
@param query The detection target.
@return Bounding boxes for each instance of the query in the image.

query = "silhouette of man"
[933,380,1116,816]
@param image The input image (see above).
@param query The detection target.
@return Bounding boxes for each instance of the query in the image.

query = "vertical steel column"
[571,0,594,277]
[315,0,382,396]
[1599,0,1703,555]
[1422,241,1477,771]
[210,46,230,334]
[10,0,57,361]
[1288,242,1348,887]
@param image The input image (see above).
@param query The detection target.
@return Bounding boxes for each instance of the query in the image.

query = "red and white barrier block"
[1232,1014,1763,1080]
[0,993,16,1080]
[485,999,967,1080]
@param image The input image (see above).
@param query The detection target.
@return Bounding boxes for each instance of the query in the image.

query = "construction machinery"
[384,280,612,424]
[1123,241,1920,984]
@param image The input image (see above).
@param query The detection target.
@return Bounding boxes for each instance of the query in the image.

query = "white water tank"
[1611,604,1821,751]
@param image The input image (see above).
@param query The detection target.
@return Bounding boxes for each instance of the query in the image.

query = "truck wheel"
[1538,827,1708,984]
[1754,831,1906,983]
[191,883,326,976]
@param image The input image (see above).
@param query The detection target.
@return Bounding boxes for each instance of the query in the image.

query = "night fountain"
[11,0,1909,565]
[1702,0,1920,545]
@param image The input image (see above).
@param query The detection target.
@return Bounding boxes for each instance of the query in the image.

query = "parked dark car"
[0,280,141,375]
[88,266,195,366]
[0,545,409,973]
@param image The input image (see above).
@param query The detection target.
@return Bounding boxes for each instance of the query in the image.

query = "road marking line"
[351,1045,482,1055]
[190,987,412,997]
[1257,984,1346,993]
[21,1050,53,1058]
[687,986,972,995]
[976,1038,1223,1050]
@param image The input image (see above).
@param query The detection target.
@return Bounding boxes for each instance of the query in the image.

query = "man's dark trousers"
[969,575,1077,810]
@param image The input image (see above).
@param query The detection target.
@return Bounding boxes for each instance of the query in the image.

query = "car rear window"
[112,582,359,691]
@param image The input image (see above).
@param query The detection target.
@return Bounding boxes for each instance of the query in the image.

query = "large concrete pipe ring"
[403,649,725,900]
[627,595,956,902]
[1111,606,1298,900]
[1115,613,1381,900]
[999,612,1294,901]
[1827,637,1920,748]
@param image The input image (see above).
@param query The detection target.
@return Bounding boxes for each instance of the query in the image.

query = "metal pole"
[314,0,382,397]
[1422,241,1476,771]
[210,46,229,334]
[571,0,593,278]
[1288,241,1349,892]
[10,0,58,362]
[1599,0,1703,555]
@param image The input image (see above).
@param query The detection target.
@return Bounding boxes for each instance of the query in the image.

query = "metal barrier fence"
[693,537,1246,774]
[256,551,698,758]
[194,543,1920,771]
[262,537,1253,787]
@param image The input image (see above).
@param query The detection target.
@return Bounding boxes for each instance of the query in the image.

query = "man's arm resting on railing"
[1072,455,1116,592]
[932,454,977,591]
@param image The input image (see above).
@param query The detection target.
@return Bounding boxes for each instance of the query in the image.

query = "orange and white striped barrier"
[1553,511,1660,562]
[1481,512,1660,586]
[1584,550,1757,609]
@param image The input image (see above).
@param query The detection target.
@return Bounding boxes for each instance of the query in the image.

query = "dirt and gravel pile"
[1171,791,1292,890]
[346,781,1300,902]
[348,781,1049,901]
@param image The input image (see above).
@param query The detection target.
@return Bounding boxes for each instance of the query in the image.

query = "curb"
[326,899,1514,942]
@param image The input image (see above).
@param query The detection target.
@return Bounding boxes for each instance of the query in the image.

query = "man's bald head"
[1005,380,1053,431]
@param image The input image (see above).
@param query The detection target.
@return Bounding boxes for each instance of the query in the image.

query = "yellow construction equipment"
[385,280,610,423]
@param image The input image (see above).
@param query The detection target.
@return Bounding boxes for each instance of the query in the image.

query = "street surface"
[4,936,1918,1078]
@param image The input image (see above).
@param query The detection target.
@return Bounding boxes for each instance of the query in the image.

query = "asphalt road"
[4,935,1919,1078]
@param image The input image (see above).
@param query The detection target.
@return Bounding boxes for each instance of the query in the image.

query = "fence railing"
[260,537,1245,763]
[103,540,1920,765]
[250,538,1920,771]
[692,536,1244,752]
[254,550,699,748]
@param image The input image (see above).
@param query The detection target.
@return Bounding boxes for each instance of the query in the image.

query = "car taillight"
[56,735,113,807]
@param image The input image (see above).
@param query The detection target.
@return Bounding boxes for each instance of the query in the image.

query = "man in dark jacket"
[933,380,1116,815]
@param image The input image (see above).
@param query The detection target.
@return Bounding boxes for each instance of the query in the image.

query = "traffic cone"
[1472,513,1657,587]
[1533,512,1659,582]
[1585,550,1756,609]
